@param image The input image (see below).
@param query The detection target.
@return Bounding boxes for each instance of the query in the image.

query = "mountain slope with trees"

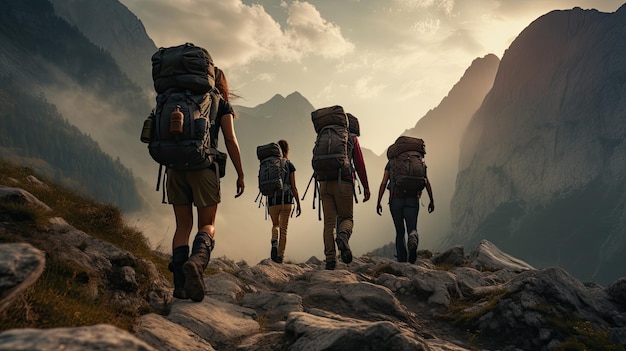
[0,0,151,211]
[0,78,143,211]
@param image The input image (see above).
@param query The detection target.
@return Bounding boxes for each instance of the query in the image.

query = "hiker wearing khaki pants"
[320,180,354,265]
[319,135,370,270]
[267,140,302,263]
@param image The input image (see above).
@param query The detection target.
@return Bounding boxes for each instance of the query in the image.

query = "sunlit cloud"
[396,0,455,15]
[254,73,276,82]
[410,18,441,34]
[282,1,355,59]
[123,0,353,68]
[353,76,386,100]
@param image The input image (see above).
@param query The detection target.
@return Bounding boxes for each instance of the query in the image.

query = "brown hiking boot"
[335,232,352,264]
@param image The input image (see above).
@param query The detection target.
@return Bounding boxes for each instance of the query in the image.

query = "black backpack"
[255,142,292,217]
[257,142,291,198]
[303,106,362,220]
[151,43,216,94]
[311,105,353,181]
[147,91,219,171]
[387,136,427,197]
[141,43,223,201]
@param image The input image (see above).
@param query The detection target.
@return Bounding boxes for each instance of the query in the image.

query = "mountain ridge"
[444,5,626,285]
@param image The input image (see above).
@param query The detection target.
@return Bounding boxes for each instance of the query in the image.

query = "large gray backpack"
[311,105,353,181]
[142,43,223,202]
[147,91,220,171]
[387,136,427,197]
[151,43,216,94]
[257,142,291,198]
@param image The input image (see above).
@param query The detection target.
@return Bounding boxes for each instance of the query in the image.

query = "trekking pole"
[315,181,322,221]
[302,174,315,200]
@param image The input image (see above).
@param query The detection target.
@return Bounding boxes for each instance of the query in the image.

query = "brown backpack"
[387,136,427,196]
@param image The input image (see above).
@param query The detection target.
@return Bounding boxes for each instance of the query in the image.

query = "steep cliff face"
[403,54,500,245]
[445,5,626,285]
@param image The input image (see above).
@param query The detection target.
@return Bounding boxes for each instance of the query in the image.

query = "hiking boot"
[270,240,278,262]
[335,232,352,264]
[407,231,419,264]
[325,260,336,270]
[183,232,213,302]
[276,256,283,264]
[169,245,189,299]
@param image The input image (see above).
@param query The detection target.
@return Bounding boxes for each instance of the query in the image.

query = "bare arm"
[376,170,390,215]
[290,171,302,217]
[220,113,244,197]
[424,177,434,213]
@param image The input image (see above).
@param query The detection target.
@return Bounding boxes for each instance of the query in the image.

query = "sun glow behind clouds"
[120,0,625,155]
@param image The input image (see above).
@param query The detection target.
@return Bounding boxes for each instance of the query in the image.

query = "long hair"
[215,67,229,102]
[215,67,238,118]
[278,139,289,158]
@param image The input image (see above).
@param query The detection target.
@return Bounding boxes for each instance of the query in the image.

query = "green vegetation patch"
[0,160,170,332]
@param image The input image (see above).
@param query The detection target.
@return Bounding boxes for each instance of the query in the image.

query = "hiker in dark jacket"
[268,139,302,263]
[320,134,370,270]
[168,67,245,302]
[376,161,434,263]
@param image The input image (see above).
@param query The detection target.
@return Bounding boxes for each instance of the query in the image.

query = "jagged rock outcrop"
[444,5,626,285]
[0,181,171,314]
[2,182,626,351]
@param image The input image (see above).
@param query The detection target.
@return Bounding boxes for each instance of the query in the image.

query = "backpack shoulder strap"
[208,92,221,148]
[209,92,220,124]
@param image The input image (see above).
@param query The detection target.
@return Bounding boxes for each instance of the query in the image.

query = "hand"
[235,176,245,198]
[363,189,371,202]
[428,201,434,213]
[376,202,383,216]
[295,204,302,217]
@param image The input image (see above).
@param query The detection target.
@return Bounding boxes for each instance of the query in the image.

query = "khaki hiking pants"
[319,180,354,262]
[269,204,293,259]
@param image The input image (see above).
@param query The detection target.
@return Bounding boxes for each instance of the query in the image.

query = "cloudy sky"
[120,0,624,155]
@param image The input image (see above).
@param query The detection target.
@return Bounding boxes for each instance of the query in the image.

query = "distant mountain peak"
[255,91,314,112]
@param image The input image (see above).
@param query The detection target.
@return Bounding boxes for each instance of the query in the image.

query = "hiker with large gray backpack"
[376,136,434,264]
[303,106,370,270]
[141,43,245,302]
[255,140,302,263]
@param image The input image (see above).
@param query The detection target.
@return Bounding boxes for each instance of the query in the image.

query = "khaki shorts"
[166,167,220,207]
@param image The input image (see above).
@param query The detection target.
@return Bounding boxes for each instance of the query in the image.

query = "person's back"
[376,136,434,263]
[156,57,245,302]
[265,140,301,263]
[311,106,370,270]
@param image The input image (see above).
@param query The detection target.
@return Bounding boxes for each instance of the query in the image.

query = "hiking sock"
[184,232,213,302]
[270,240,278,262]
[335,232,352,264]
[169,245,189,299]
[407,231,419,264]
